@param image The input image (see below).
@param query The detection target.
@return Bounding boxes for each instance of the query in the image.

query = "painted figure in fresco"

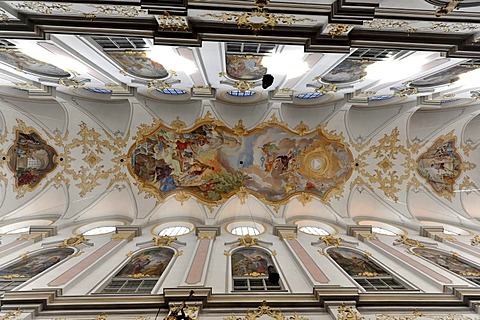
[231,248,274,277]
[328,248,389,276]
[107,51,168,79]
[410,65,472,88]
[414,248,480,277]
[8,131,58,188]
[321,59,374,84]
[116,248,174,278]
[129,123,353,203]
[0,248,73,278]
[0,50,70,78]
[417,140,461,193]
[226,55,267,80]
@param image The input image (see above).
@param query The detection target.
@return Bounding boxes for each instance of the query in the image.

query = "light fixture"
[262,48,309,79]
[16,40,88,74]
[147,46,197,75]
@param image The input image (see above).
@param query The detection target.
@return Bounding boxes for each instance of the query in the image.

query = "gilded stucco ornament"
[55,122,129,197]
[363,19,411,30]
[153,235,177,247]
[471,235,480,246]
[224,301,298,320]
[15,2,71,14]
[59,234,89,248]
[0,308,22,320]
[356,127,415,202]
[461,138,479,157]
[156,11,189,31]
[434,0,460,16]
[237,234,259,247]
[394,235,423,248]
[201,4,315,35]
[376,311,478,320]
[0,9,9,23]
[327,24,353,37]
[337,303,364,320]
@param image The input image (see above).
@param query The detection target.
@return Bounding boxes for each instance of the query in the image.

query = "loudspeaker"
[262,74,274,89]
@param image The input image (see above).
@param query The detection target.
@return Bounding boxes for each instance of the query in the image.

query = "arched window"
[413,248,480,285]
[101,247,174,294]
[231,247,282,292]
[0,247,73,291]
[328,247,409,291]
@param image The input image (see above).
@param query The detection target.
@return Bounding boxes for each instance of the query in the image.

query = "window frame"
[93,246,177,295]
[326,246,416,293]
[0,247,77,292]
[411,247,480,287]
[227,246,288,293]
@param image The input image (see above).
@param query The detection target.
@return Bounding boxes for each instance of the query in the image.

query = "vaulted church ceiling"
[0,0,479,232]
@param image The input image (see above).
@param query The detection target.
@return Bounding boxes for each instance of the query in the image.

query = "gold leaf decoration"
[357,127,414,202]
[337,303,364,320]
[153,235,177,247]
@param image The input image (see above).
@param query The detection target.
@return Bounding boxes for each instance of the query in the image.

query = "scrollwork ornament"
[337,303,364,320]
[393,235,424,248]
[0,308,22,320]
[59,234,89,248]
[237,234,259,247]
[320,234,343,247]
[153,235,177,247]
[471,235,480,246]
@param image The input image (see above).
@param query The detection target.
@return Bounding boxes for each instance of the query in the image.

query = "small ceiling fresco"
[107,51,168,79]
[7,122,58,193]
[129,117,353,204]
[417,133,462,197]
[409,64,474,88]
[226,54,267,81]
[320,59,374,84]
[0,49,70,78]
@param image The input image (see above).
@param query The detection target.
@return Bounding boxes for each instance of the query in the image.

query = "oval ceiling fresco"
[128,119,353,204]
[226,54,267,81]
[0,49,70,78]
[106,51,168,79]
[7,123,58,192]
[321,59,374,84]
[417,133,462,197]
[410,63,474,88]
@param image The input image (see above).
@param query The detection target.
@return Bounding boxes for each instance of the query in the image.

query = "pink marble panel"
[287,239,329,283]
[185,239,210,284]
[370,239,452,283]
[48,240,122,286]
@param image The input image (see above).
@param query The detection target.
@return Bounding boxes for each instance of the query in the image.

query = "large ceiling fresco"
[128,118,353,204]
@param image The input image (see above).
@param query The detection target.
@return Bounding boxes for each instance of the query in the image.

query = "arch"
[412,247,480,285]
[100,247,174,294]
[0,247,74,291]
[230,246,282,291]
[327,246,410,291]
